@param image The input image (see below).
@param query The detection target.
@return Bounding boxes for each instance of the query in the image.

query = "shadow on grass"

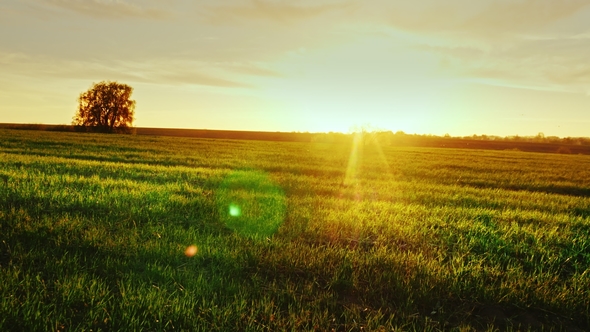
[459,180,590,198]
[0,219,249,331]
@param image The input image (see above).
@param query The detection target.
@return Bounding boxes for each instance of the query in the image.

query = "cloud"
[413,44,485,61]
[225,63,283,77]
[0,53,252,88]
[414,34,590,93]
[6,0,590,97]
[545,66,590,86]
[460,0,590,36]
[205,0,354,24]
[109,61,254,87]
[385,0,590,93]
[38,0,172,19]
[157,71,252,88]
[381,0,590,38]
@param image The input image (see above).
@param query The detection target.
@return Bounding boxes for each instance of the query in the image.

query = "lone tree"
[73,81,136,133]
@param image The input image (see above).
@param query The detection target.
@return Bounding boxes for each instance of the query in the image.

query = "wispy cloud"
[205,0,354,24]
[382,0,590,38]
[0,53,252,88]
[157,70,252,88]
[413,44,485,61]
[414,34,590,93]
[38,0,172,19]
[225,63,283,77]
[460,0,590,36]
[380,0,590,93]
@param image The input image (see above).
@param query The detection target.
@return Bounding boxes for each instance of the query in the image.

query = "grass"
[0,128,589,331]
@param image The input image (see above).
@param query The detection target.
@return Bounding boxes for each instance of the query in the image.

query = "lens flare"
[184,245,198,257]
[216,170,286,239]
[229,204,241,217]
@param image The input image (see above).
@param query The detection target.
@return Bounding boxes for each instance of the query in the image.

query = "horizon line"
[0,122,587,140]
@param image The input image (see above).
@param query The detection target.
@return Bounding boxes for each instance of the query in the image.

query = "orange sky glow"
[1,0,590,137]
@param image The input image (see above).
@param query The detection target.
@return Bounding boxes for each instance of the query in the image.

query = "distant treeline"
[1,123,589,154]
[312,130,590,154]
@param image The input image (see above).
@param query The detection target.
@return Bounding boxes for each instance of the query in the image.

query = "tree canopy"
[73,81,136,133]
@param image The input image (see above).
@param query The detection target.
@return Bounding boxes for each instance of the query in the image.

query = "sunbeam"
[343,131,363,187]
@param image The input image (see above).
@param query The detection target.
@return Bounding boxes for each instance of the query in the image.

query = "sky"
[1,0,590,137]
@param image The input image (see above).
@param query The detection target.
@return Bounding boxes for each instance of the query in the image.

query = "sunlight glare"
[344,132,363,186]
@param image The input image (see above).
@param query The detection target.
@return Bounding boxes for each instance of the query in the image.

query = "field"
[0,129,589,331]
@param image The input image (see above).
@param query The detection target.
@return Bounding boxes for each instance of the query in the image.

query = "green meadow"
[0,129,589,331]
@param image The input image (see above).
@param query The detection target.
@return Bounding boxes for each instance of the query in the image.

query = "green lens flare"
[229,204,241,217]
[216,170,286,239]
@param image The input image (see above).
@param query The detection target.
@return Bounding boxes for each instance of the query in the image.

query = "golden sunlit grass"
[0,129,589,331]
